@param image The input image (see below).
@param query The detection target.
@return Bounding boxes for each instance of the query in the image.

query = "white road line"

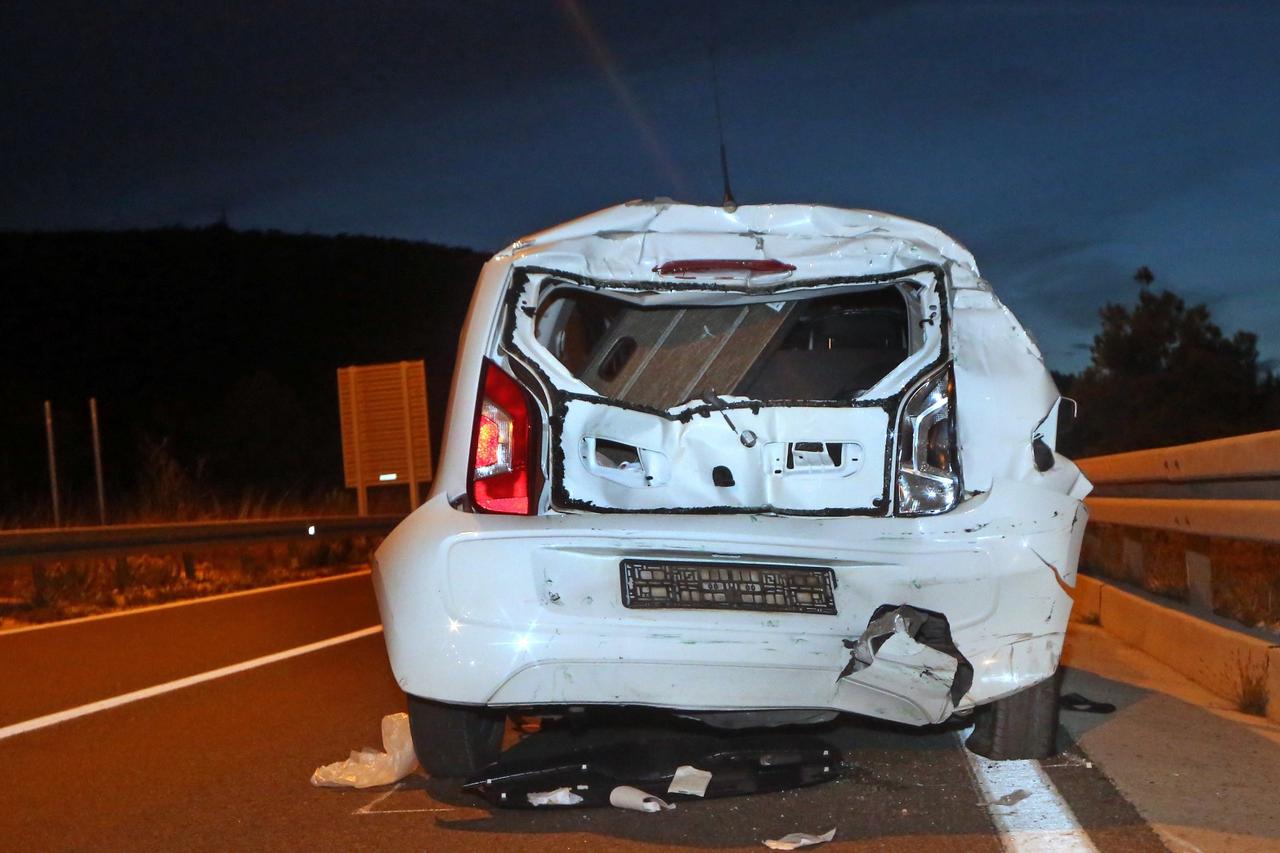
[0,569,372,636]
[0,625,383,742]
[959,730,1099,852]
[353,781,455,815]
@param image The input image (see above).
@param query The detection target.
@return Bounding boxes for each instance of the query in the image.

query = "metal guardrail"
[1079,429,1280,543]
[0,515,403,567]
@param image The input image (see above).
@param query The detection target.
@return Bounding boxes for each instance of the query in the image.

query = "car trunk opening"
[503,269,948,515]
[533,287,911,410]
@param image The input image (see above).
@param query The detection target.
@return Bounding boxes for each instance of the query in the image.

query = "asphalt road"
[0,570,1267,851]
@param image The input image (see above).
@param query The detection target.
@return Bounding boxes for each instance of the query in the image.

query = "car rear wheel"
[406,694,506,777]
[965,669,1061,760]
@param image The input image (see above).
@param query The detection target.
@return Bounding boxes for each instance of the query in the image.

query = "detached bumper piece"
[463,733,842,809]
[840,604,974,722]
[621,560,837,615]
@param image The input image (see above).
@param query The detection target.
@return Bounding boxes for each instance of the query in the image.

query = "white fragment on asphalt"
[609,785,676,812]
[526,787,584,807]
[763,827,836,850]
[310,712,419,789]
[668,764,713,797]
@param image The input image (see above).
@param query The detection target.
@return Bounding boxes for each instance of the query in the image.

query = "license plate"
[620,559,837,615]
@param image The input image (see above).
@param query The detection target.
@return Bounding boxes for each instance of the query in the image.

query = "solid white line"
[353,782,455,815]
[0,625,383,742]
[0,569,371,636]
[960,730,1099,852]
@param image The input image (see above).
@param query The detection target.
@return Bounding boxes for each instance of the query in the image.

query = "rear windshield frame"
[500,264,952,421]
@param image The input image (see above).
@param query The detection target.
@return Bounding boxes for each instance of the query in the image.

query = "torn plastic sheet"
[764,828,837,850]
[310,713,418,789]
[463,732,841,809]
[839,605,974,723]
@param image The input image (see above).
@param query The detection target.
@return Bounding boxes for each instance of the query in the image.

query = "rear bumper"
[372,480,1087,726]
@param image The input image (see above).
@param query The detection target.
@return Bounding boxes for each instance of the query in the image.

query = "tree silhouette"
[1061,282,1269,456]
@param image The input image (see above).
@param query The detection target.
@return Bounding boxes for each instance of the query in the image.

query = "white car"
[372,201,1092,776]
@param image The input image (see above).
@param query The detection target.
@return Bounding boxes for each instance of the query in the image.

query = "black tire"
[406,694,506,777]
[965,669,1061,760]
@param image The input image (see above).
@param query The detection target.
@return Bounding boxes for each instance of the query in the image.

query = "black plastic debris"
[463,732,842,809]
[1058,692,1116,714]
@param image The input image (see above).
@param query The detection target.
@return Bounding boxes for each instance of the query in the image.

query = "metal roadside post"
[348,367,369,517]
[43,400,61,527]
[90,397,107,525]
[399,361,419,510]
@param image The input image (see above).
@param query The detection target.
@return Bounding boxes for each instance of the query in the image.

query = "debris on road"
[667,764,713,797]
[462,731,841,809]
[992,788,1030,807]
[526,787,584,807]
[1059,692,1117,713]
[763,827,836,850]
[310,713,418,789]
[609,785,675,812]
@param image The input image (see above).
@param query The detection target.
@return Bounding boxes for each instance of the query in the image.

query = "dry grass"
[1235,658,1270,717]
[0,537,376,630]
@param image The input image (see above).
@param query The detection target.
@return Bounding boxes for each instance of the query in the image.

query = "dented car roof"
[496,200,984,287]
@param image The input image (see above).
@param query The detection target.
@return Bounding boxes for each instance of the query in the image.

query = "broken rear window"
[532,285,913,409]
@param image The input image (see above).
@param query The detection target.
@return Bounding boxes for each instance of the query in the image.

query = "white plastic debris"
[763,828,837,850]
[609,785,676,812]
[667,764,713,797]
[310,712,419,789]
[526,787,585,807]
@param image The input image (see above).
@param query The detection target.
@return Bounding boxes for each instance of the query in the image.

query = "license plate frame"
[620,559,837,615]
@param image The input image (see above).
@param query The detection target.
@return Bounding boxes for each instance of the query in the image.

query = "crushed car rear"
[371,201,1091,774]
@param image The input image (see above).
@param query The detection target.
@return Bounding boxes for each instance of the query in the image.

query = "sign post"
[89,397,107,525]
[43,400,61,527]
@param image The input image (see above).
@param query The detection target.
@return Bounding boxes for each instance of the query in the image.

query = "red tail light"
[653,259,796,278]
[468,359,538,514]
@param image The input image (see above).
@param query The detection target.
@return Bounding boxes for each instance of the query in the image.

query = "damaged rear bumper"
[373,479,1087,727]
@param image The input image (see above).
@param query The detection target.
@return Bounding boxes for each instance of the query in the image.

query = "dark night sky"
[3,1,1278,372]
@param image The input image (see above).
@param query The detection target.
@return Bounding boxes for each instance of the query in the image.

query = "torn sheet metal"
[839,605,974,723]
[496,201,983,288]
[462,733,841,809]
[505,268,945,514]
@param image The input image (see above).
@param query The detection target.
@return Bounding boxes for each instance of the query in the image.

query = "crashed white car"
[372,201,1092,776]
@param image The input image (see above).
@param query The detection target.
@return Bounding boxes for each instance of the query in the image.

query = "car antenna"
[708,45,737,213]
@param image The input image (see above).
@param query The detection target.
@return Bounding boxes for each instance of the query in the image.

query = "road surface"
[1,571,1276,851]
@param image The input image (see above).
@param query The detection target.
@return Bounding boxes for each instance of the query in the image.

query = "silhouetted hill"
[1,226,488,522]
